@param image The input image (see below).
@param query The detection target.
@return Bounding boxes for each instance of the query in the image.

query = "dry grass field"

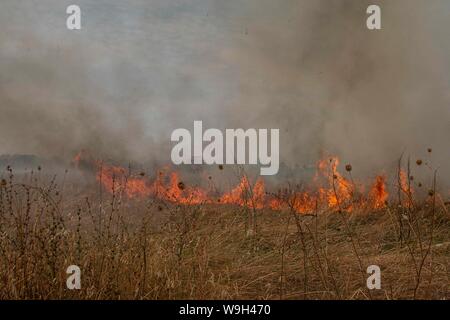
[0,157,448,300]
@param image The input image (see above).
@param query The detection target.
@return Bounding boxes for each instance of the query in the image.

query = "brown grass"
[0,167,448,300]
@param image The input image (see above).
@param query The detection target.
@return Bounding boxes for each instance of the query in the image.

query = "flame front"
[97,164,209,204]
[220,176,265,209]
[370,175,388,209]
[76,152,391,214]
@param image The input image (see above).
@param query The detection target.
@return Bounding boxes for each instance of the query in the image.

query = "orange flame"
[369,175,389,209]
[399,169,414,207]
[220,176,265,209]
[73,151,403,214]
[96,164,209,204]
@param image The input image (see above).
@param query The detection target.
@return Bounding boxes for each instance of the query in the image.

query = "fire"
[310,157,355,212]
[399,169,413,206]
[97,163,209,204]
[326,157,354,210]
[73,151,394,214]
[165,171,209,204]
[72,149,96,172]
[220,176,265,209]
[97,164,152,198]
[369,175,389,209]
[399,170,409,193]
[292,192,317,214]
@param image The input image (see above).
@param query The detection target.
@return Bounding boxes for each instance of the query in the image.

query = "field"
[0,156,448,300]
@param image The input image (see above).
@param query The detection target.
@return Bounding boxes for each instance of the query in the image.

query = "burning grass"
[0,155,448,300]
[76,152,398,214]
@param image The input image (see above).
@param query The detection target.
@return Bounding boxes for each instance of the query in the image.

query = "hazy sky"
[0,0,449,180]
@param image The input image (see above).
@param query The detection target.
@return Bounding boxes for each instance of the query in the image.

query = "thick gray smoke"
[0,1,449,183]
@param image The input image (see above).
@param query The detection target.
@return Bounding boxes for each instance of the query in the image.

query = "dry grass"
[0,167,448,300]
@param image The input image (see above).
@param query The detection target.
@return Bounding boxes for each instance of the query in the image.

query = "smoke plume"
[0,0,449,182]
